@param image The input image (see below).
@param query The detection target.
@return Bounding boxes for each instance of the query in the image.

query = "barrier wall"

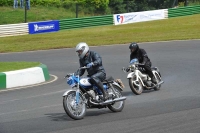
[168,5,200,18]
[0,23,29,37]
[0,64,50,90]
[59,15,113,30]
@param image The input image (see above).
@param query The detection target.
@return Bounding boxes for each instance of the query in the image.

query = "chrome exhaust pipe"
[102,97,126,105]
[144,80,164,89]
[157,81,164,86]
[89,97,126,105]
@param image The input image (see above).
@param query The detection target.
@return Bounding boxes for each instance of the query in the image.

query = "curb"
[0,64,50,90]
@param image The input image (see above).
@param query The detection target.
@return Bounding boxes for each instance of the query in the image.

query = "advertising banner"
[28,20,59,34]
[113,9,166,25]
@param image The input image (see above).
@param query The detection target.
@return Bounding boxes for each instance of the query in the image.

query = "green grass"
[0,6,91,25]
[0,12,200,71]
[0,14,200,53]
[0,62,41,72]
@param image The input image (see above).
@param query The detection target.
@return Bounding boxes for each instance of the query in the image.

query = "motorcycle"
[63,66,126,120]
[122,58,164,95]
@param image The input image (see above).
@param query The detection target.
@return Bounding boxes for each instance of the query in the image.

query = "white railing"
[0,23,29,37]
[164,9,169,18]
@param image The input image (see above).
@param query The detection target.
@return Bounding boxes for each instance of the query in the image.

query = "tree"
[109,0,126,14]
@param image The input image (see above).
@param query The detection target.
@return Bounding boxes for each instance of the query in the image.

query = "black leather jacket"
[130,48,151,64]
[78,51,106,76]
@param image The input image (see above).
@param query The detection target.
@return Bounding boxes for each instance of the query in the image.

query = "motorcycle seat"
[103,76,114,83]
[151,67,158,70]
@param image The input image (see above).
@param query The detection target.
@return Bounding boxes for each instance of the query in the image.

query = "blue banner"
[28,20,59,34]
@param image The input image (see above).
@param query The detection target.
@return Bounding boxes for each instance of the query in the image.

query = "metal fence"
[168,4,200,18]
[59,15,113,30]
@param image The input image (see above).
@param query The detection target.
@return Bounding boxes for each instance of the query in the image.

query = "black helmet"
[129,42,139,53]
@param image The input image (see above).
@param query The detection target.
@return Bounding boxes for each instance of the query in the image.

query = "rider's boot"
[96,82,109,101]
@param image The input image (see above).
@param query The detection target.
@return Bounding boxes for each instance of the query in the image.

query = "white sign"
[113,9,166,25]
[34,24,55,32]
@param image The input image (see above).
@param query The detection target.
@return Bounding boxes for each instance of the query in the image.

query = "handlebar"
[138,63,145,66]
[64,66,88,78]
[122,63,145,73]
[79,66,88,70]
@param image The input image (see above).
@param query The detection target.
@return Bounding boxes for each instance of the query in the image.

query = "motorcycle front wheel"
[63,91,86,120]
[129,76,143,95]
[154,73,162,91]
[107,85,125,112]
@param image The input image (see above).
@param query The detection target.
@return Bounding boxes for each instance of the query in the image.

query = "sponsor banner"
[28,20,59,34]
[113,9,166,25]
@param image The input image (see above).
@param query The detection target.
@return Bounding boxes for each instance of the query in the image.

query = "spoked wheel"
[129,76,143,95]
[107,85,125,112]
[63,91,86,120]
[154,73,162,91]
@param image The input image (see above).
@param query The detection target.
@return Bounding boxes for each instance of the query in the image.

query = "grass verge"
[0,62,41,72]
[0,14,200,53]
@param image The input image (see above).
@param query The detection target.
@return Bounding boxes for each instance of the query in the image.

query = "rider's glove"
[87,62,94,68]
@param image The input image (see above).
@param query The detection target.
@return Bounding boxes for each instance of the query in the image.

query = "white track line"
[0,104,62,116]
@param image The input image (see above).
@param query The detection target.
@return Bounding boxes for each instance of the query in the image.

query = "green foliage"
[85,0,109,8]
[84,0,109,14]
[31,0,62,7]
[109,0,126,14]
[0,0,109,13]
[0,0,12,6]
[108,0,175,14]
[178,2,185,7]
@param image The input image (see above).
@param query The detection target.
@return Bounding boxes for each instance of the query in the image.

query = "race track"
[0,40,200,133]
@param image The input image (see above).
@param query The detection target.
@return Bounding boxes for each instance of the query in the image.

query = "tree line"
[0,0,192,14]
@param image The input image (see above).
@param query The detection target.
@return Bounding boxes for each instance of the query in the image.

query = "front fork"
[76,75,80,105]
[75,89,80,105]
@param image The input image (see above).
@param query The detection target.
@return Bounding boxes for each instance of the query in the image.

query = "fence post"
[24,0,27,23]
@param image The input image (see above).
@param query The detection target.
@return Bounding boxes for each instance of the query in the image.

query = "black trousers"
[143,61,154,79]
[90,71,106,85]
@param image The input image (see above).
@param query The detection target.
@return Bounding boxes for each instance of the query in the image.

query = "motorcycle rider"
[75,42,108,101]
[128,42,157,85]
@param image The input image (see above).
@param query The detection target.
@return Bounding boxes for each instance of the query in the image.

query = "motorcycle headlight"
[67,77,76,88]
[130,65,135,70]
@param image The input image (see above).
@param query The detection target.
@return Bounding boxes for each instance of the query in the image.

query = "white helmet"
[75,42,89,59]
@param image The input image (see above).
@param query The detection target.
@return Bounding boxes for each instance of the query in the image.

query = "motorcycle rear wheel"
[63,91,86,120]
[107,85,125,112]
[129,77,143,95]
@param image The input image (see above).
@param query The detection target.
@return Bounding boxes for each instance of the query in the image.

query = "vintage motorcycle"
[122,58,164,95]
[63,67,126,120]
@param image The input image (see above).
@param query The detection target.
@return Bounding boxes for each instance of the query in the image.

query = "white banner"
[113,9,166,25]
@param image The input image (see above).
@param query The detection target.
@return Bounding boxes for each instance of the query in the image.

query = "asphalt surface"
[0,40,200,133]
